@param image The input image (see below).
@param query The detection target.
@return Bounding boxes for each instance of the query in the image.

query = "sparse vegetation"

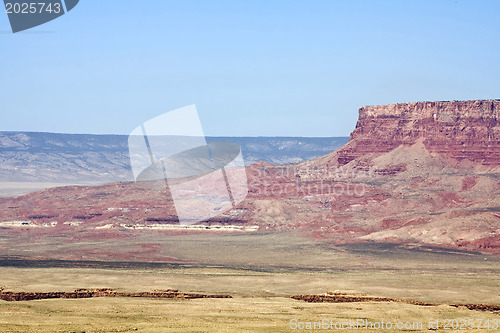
[0,233,498,332]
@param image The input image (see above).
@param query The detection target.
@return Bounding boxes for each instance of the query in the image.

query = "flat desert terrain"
[0,232,498,332]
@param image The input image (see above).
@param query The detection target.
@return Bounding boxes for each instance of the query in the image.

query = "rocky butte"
[336,100,500,166]
[246,100,500,252]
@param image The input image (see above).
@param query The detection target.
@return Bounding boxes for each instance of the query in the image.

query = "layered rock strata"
[337,100,500,165]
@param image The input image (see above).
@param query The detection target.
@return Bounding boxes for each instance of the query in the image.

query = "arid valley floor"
[0,232,499,332]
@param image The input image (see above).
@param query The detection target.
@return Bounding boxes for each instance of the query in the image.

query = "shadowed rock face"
[337,100,500,165]
[0,288,231,302]
[290,293,500,314]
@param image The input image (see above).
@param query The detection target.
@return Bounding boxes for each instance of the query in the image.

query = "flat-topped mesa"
[337,100,500,165]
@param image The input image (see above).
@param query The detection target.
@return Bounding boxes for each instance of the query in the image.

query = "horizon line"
[0,130,349,139]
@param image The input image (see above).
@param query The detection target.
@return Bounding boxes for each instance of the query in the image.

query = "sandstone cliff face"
[337,100,500,165]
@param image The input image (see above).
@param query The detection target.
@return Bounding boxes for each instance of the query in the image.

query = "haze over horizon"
[1,0,500,136]
[0,130,350,138]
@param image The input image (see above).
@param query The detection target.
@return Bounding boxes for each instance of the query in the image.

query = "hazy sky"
[1,0,499,136]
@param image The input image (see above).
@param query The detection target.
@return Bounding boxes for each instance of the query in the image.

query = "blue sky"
[1,0,499,136]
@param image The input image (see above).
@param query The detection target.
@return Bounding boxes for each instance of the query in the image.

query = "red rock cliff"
[336,100,500,165]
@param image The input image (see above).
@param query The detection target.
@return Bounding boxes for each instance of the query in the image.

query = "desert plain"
[0,232,499,332]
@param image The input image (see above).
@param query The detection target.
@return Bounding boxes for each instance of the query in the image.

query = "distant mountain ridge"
[0,131,348,184]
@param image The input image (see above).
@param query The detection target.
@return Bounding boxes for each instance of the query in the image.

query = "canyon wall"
[337,100,500,165]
